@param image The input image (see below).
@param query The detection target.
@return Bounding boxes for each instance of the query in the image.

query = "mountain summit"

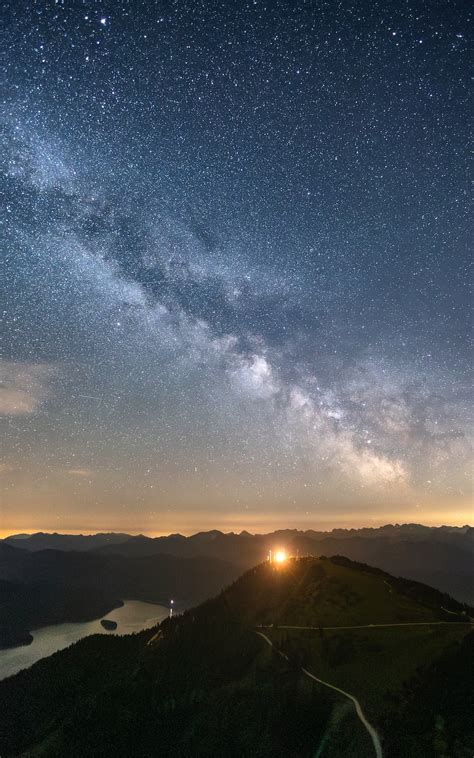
[0,556,472,757]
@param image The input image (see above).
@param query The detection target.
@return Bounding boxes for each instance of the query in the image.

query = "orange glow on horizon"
[0,505,472,541]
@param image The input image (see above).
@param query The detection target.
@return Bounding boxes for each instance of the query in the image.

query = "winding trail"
[258,620,472,631]
[256,631,383,758]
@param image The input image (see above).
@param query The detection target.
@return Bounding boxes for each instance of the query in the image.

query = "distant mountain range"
[5,523,473,603]
[4,532,132,552]
[0,555,472,756]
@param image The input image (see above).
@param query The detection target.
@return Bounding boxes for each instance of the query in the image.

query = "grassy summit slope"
[219,555,468,627]
[269,624,468,716]
[248,558,473,753]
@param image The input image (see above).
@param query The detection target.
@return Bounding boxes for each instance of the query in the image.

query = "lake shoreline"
[0,600,168,681]
[0,598,125,652]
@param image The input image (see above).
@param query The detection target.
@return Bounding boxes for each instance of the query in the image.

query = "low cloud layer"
[0,361,57,416]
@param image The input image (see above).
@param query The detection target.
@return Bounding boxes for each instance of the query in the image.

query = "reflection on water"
[0,599,168,681]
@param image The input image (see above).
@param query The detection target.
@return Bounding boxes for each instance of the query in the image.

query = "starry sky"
[1,0,472,535]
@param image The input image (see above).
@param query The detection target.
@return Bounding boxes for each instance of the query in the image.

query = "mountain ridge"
[5,524,473,603]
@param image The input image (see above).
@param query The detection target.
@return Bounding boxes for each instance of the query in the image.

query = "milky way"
[1,1,472,533]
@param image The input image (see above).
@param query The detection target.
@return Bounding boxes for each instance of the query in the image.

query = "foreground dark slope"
[0,557,472,757]
[0,542,240,647]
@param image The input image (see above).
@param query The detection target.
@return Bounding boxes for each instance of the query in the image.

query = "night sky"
[1,0,472,535]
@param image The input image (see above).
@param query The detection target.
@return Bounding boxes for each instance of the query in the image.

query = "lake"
[0,599,169,681]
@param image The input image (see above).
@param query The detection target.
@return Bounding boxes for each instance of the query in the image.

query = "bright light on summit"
[274,550,287,564]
